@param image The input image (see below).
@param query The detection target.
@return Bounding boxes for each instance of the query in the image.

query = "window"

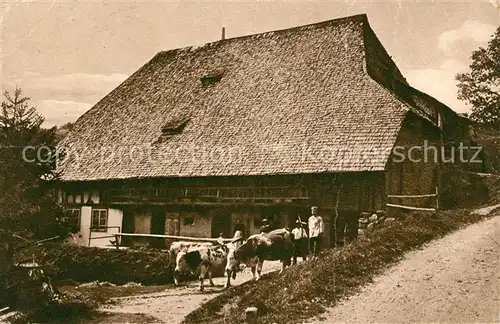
[200,73,222,86]
[183,216,195,226]
[65,209,81,233]
[91,209,108,232]
[161,117,190,136]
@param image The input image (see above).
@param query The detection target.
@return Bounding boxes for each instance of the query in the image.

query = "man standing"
[259,219,272,234]
[308,206,324,258]
[291,219,308,265]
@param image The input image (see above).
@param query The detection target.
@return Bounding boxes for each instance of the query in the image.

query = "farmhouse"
[56,14,469,248]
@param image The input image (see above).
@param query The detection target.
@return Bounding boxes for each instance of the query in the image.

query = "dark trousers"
[335,211,359,247]
[309,236,321,256]
[293,238,308,264]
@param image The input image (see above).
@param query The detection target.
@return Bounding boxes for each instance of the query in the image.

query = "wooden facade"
[59,172,388,248]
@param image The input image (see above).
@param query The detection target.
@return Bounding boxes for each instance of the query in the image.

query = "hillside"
[183,207,498,324]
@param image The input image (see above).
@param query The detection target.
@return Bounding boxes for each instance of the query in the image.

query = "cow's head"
[175,250,203,273]
[226,236,257,270]
[174,251,188,274]
[225,246,240,274]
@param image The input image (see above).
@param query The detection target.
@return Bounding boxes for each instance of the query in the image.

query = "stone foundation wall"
[357,210,396,237]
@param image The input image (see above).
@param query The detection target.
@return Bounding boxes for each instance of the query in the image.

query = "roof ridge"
[157,13,368,56]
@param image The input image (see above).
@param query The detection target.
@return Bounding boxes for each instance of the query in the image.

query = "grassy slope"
[184,209,496,324]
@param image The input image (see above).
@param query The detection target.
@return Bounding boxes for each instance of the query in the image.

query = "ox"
[168,241,213,269]
[174,244,229,291]
[224,228,293,288]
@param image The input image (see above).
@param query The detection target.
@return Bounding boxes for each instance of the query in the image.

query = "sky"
[1,0,499,127]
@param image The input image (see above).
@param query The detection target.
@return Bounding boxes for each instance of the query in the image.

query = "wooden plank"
[114,232,237,243]
[110,200,308,207]
[88,235,117,240]
[387,193,437,198]
[0,307,9,313]
[386,203,436,212]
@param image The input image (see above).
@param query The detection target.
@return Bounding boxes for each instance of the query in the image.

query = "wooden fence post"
[115,234,120,249]
[435,186,439,212]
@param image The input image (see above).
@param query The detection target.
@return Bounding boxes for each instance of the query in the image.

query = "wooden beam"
[387,193,437,198]
[110,200,308,207]
[114,232,238,243]
[386,203,436,212]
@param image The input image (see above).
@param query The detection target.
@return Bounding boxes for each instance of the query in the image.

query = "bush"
[475,127,500,174]
[440,165,489,209]
[36,244,173,285]
[184,209,489,324]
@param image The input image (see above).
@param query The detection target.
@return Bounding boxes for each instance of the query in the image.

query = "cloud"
[3,72,129,126]
[439,20,496,54]
[8,72,129,98]
[36,99,92,127]
[405,59,470,113]
[487,0,500,8]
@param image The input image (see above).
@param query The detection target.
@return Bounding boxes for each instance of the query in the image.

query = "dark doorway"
[150,208,166,248]
[121,209,134,247]
[211,210,231,238]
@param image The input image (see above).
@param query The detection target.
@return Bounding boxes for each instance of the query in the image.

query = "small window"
[91,209,108,232]
[65,208,81,233]
[200,74,222,86]
[161,117,190,136]
[183,216,195,226]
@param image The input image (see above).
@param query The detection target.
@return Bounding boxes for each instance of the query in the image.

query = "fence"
[386,186,439,212]
[87,226,121,247]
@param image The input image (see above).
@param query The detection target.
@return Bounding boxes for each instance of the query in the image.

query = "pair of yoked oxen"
[171,228,293,291]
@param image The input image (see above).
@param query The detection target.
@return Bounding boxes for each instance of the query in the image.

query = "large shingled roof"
[58,14,413,181]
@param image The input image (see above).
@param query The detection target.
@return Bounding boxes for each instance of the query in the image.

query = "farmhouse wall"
[386,114,440,210]
[179,211,211,237]
[132,210,152,247]
[107,208,123,238]
[79,206,92,246]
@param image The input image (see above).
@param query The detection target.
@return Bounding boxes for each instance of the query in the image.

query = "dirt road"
[98,261,282,323]
[307,214,500,324]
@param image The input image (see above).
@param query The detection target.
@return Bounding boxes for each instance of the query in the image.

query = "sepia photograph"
[0,1,499,323]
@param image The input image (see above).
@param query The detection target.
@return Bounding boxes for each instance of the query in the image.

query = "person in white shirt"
[308,206,324,258]
[291,219,308,265]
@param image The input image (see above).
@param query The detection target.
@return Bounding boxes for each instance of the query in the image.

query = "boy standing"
[291,219,308,265]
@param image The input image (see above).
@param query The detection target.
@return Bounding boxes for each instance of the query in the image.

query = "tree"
[0,87,66,240]
[456,26,500,129]
[55,122,74,141]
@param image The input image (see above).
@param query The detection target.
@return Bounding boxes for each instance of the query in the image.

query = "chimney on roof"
[221,27,226,40]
